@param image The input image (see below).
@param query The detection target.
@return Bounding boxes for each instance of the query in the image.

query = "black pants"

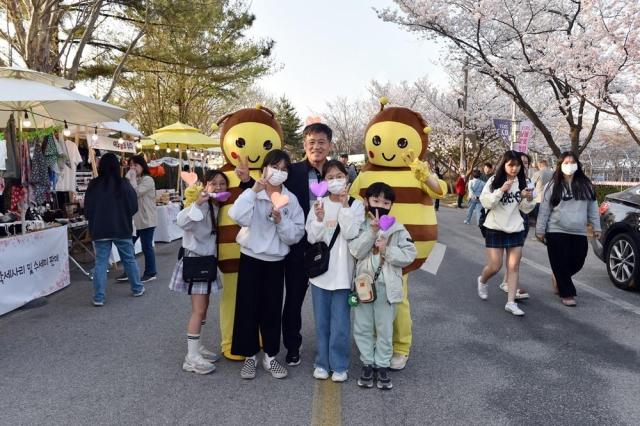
[457,194,464,208]
[282,250,309,355]
[231,254,285,357]
[546,233,588,298]
[434,199,440,211]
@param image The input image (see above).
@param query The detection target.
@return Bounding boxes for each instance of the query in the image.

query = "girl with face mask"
[305,160,365,382]
[228,149,305,380]
[535,152,601,307]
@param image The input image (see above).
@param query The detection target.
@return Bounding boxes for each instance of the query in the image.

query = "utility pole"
[460,60,469,173]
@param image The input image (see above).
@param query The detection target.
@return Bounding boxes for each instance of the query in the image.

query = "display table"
[0,225,70,316]
[154,203,183,242]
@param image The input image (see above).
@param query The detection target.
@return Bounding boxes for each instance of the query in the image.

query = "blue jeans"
[465,198,482,225]
[133,227,156,276]
[94,239,144,303]
[311,285,351,373]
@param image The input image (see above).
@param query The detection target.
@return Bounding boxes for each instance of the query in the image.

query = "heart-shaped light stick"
[180,171,198,187]
[379,215,396,232]
[270,192,289,210]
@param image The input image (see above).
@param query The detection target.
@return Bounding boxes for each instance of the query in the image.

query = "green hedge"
[595,184,635,204]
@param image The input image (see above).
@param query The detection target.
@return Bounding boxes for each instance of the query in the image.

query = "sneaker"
[262,357,288,379]
[182,354,215,375]
[116,273,128,282]
[240,358,256,379]
[376,367,393,390]
[463,220,470,224]
[505,302,525,316]
[132,288,145,297]
[477,276,488,300]
[92,300,104,307]
[331,371,348,382]
[199,345,220,363]
[313,367,329,380]
[285,351,301,366]
[389,353,409,371]
[357,364,374,388]
[140,274,157,283]
[499,282,530,300]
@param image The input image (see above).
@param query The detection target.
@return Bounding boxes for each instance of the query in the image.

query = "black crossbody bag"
[304,197,354,278]
[181,200,218,294]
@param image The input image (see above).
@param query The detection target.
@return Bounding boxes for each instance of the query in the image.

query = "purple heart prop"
[310,181,328,198]
[211,191,231,202]
[379,215,396,231]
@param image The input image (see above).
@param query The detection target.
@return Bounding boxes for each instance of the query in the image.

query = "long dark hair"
[95,153,124,197]
[129,154,150,176]
[490,150,527,191]
[547,151,595,207]
[203,170,229,235]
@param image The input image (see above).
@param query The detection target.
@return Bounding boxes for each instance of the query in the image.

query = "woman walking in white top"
[306,160,365,382]
[477,151,535,316]
[228,149,305,380]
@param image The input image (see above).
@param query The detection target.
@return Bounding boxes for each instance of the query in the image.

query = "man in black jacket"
[283,123,333,365]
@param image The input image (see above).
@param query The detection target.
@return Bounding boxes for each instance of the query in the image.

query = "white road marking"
[520,257,640,316]
[421,242,446,275]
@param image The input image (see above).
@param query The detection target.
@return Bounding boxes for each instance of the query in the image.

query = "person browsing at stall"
[120,155,157,283]
[169,170,230,374]
[305,159,365,382]
[228,149,305,380]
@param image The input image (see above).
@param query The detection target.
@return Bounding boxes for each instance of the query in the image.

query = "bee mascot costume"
[350,97,447,370]
[185,104,283,360]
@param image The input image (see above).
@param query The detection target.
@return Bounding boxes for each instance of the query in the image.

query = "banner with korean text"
[0,226,70,315]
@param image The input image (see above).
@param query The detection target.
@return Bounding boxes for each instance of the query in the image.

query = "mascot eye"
[397,138,408,149]
[235,138,246,148]
[372,135,381,146]
[263,140,273,150]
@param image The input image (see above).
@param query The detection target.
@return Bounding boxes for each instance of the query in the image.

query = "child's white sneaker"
[331,371,348,382]
[313,367,329,380]
[198,345,220,362]
[477,276,488,300]
[505,302,525,316]
[182,354,215,375]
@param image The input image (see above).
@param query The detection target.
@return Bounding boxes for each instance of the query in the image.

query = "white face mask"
[561,163,578,176]
[267,167,288,186]
[327,178,346,195]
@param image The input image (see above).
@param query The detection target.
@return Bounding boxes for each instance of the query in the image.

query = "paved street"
[1,206,639,425]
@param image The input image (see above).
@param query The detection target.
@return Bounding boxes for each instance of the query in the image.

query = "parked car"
[594,185,640,291]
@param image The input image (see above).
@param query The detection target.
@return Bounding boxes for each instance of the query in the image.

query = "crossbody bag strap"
[327,196,355,250]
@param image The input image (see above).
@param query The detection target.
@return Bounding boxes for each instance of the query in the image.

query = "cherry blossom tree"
[378,0,640,157]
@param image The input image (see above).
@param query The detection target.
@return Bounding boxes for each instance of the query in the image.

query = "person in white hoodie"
[228,149,305,380]
[306,159,365,383]
[535,151,601,307]
[477,150,535,316]
[169,170,229,375]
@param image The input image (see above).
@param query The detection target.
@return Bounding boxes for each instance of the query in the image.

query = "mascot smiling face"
[216,105,283,169]
[364,98,430,168]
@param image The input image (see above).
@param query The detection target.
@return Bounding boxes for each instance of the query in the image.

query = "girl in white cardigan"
[170,170,229,375]
[306,160,364,382]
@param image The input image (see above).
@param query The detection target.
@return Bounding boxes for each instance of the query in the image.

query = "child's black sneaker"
[357,364,374,388]
[376,367,393,390]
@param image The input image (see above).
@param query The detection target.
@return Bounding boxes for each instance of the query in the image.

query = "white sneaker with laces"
[477,276,488,300]
[313,367,329,380]
[331,371,348,382]
[389,353,409,370]
[505,302,525,316]
[499,282,530,300]
[182,354,215,375]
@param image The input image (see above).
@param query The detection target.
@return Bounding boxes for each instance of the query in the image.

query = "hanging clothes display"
[55,139,82,193]
[3,114,21,179]
[29,138,49,205]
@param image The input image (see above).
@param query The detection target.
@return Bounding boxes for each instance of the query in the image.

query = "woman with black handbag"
[169,170,229,375]
[305,160,364,382]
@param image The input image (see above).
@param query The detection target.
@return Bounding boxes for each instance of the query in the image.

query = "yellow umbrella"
[141,121,219,148]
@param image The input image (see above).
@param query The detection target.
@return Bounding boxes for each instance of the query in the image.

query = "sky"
[247,0,450,117]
